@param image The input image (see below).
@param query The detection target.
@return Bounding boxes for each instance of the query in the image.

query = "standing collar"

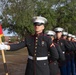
[34,32,44,37]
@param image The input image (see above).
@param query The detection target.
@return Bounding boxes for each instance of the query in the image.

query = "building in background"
[3,30,19,44]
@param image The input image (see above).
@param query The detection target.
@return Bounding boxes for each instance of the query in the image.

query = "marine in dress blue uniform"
[73,37,76,74]
[67,34,76,75]
[45,30,65,75]
[54,27,71,75]
[62,32,71,75]
[71,35,76,75]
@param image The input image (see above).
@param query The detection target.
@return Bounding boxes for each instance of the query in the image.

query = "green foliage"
[56,0,76,34]
[10,37,16,43]
[2,0,35,37]
[1,0,76,37]
[1,36,5,42]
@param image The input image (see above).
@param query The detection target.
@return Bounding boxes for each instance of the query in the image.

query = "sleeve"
[64,40,72,51]
[70,42,75,51]
[49,45,59,61]
[47,36,52,47]
[10,39,26,51]
[72,42,76,51]
[56,44,65,61]
[74,42,76,50]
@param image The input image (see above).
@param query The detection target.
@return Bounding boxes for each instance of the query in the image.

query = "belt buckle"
[33,57,36,60]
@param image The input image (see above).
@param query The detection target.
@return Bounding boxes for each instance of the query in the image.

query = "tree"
[1,0,76,37]
[2,0,36,37]
[56,0,76,34]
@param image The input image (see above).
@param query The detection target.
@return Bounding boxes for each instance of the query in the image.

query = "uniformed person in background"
[71,35,76,75]
[0,16,59,75]
[62,32,71,75]
[73,37,76,74]
[45,30,65,75]
[71,35,76,51]
[67,34,76,75]
[54,27,71,75]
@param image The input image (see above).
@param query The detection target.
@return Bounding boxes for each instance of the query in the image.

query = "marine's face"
[71,38,74,41]
[74,39,76,42]
[56,32,62,39]
[62,36,67,39]
[34,25,44,34]
[67,37,71,41]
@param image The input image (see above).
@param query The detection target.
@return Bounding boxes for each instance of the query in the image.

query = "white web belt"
[28,55,48,61]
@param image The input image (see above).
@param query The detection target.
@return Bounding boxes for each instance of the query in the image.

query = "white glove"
[0,43,9,50]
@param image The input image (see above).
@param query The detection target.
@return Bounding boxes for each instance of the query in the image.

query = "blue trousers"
[74,53,76,74]
[65,54,71,75]
[60,63,67,75]
[75,62,76,75]
[66,60,71,75]
[71,57,76,75]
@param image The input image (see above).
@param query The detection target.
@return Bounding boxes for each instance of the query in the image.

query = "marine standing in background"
[54,27,71,75]
[70,34,76,75]
[73,37,76,74]
[67,34,76,75]
[62,32,71,75]
[45,30,65,75]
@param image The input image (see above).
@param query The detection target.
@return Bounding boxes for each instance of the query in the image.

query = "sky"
[3,29,17,36]
[0,1,16,36]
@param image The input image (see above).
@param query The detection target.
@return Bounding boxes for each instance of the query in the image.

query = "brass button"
[36,37,38,40]
[33,57,36,60]
[35,50,36,52]
[35,47,37,49]
[36,40,38,42]
[35,43,37,46]
[34,54,36,56]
